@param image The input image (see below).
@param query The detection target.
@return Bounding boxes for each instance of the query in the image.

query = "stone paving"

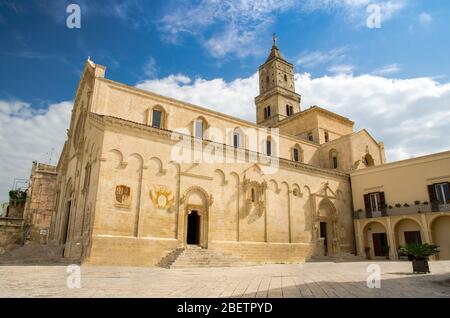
[0,261,449,298]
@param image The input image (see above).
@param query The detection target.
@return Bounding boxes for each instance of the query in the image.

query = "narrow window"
[332,156,338,169]
[293,147,299,162]
[264,107,268,119]
[435,183,450,204]
[266,139,272,156]
[152,109,162,128]
[284,74,288,82]
[369,193,381,212]
[267,106,271,117]
[233,131,240,148]
[251,188,256,202]
[307,132,313,142]
[324,131,329,142]
[195,119,203,139]
[286,105,290,116]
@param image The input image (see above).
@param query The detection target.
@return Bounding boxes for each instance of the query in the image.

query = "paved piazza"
[0,261,449,298]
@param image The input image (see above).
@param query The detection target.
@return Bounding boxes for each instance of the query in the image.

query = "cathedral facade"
[48,41,387,266]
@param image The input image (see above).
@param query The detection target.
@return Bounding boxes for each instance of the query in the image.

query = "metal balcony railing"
[355,203,450,219]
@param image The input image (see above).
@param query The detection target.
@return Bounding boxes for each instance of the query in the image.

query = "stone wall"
[23,162,57,243]
[0,218,23,254]
[5,202,25,218]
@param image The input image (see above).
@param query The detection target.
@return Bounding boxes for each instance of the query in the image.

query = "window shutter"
[428,184,439,212]
[364,194,371,212]
[379,192,386,216]
[379,192,386,206]
[427,184,437,202]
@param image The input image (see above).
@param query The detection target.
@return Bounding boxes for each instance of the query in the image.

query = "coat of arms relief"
[115,185,131,208]
[150,186,175,209]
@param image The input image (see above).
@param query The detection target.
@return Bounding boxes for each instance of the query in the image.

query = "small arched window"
[251,188,256,202]
[286,105,294,116]
[266,137,272,156]
[233,128,243,148]
[194,117,206,139]
[293,144,302,162]
[330,149,338,169]
[264,106,271,119]
[266,75,269,84]
[284,74,288,82]
[150,106,166,129]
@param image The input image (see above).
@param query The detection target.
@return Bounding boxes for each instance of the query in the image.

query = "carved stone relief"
[150,186,175,209]
[115,185,131,208]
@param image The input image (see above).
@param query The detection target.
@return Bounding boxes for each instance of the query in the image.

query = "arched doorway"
[431,216,450,260]
[317,199,337,256]
[362,221,388,259]
[187,210,200,245]
[182,186,210,248]
[394,218,423,252]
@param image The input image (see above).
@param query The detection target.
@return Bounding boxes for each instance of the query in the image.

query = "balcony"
[354,203,450,219]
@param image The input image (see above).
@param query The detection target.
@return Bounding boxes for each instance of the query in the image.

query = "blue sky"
[1,0,450,202]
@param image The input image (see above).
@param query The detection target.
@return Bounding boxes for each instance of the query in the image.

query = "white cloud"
[158,0,296,58]
[372,63,401,75]
[143,57,157,78]
[0,100,72,203]
[327,64,354,75]
[158,0,408,58]
[136,73,259,121]
[137,72,450,163]
[419,12,432,25]
[296,47,349,68]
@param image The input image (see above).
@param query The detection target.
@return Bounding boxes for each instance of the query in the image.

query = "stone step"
[157,246,253,269]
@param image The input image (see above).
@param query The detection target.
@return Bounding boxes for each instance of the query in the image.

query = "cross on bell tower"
[254,34,301,127]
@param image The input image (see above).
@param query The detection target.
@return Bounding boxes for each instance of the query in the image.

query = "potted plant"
[382,245,390,259]
[364,246,371,260]
[398,243,440,274]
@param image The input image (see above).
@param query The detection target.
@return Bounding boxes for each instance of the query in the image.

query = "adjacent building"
[352,151,450,260]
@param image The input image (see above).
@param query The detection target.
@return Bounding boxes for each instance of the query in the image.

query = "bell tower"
[255,34,301,127]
